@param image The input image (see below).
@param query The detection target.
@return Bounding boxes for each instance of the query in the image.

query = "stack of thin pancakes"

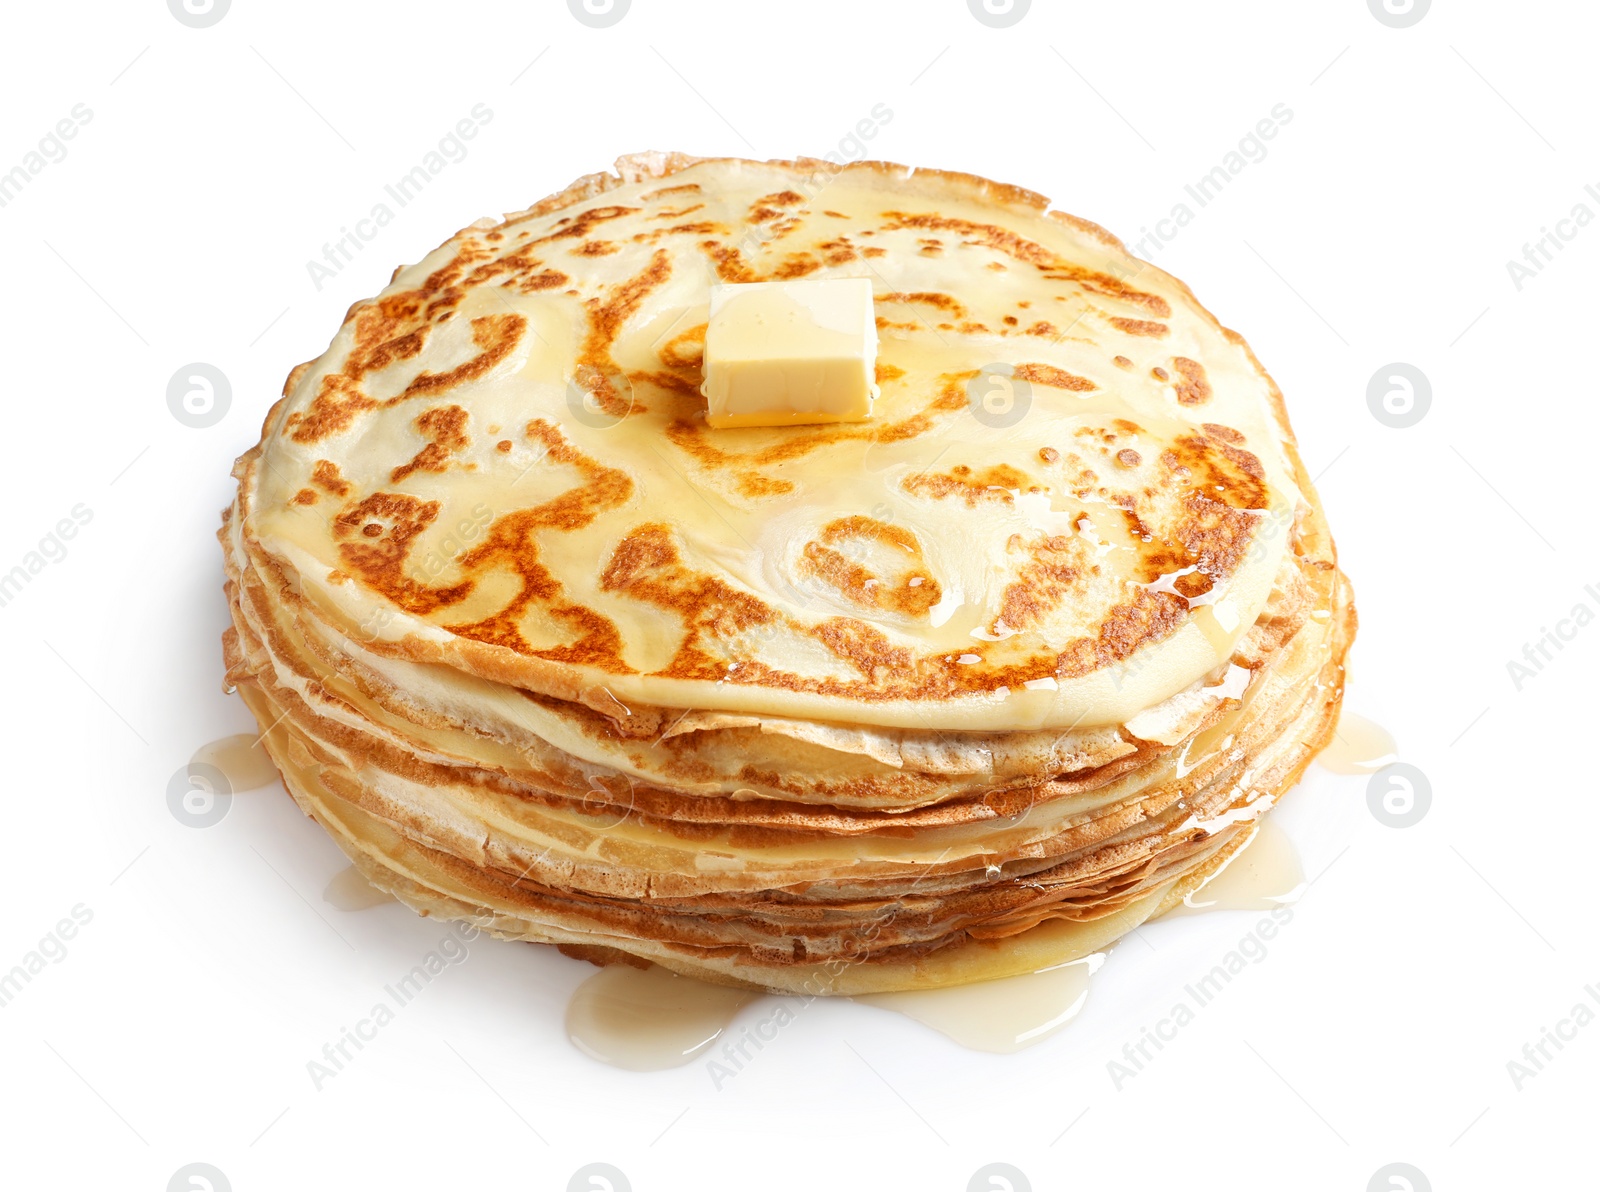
[222,154,1354,995]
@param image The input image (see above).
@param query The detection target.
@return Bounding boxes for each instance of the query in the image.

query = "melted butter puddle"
[190,734,279,792]
[856,955,1103,1054]
[1164,817,1304,916]
[1317,710,1397,775]
[566,964,757,1071]
[322,865,399,911]
[1190,600,1242,659]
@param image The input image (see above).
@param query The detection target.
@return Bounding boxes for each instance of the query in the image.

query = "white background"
[1,1,1594,1189]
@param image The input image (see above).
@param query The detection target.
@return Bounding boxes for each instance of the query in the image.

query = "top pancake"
[241,153,1303,731]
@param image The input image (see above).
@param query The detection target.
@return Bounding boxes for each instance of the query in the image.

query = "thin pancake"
[241,154,1305,732]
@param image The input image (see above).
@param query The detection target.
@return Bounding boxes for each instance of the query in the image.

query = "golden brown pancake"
[220,153,1354,995]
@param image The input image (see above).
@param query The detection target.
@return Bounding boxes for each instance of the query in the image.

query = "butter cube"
[702,279,878,428]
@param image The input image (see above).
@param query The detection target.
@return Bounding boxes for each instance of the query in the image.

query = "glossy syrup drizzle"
[1317,710,1397,775]
[323,865,400,911]
[1163,817,1304,917]
[563,825,1304,1066]
[190,734,279,792]
[856,955,1103,1053]
[565,964,757,1071]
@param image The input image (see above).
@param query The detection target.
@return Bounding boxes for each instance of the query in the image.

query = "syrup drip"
[190,734,279,791]
[855,955,1102,1053]
[1163,817,1304,916]
[323,865,399,911]
[566,964,757,1071]
[563,827,1303,1066]
[1317,710,1397,775]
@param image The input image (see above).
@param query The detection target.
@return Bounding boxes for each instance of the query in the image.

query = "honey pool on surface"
[323,865,399,911]
[190,734,279,791]
[561,815,1306,1067]
[566,964,758,1071]
[1164,817,1304,917]
[856,955,1103,1053]
[1316,710,1397,775]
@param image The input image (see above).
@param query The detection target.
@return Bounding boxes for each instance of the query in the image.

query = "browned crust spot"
[333,492,474,615]
[444,419,636,666]
[880,211,1171,316]
[600,524,775,681]
[818,236,858,265]
[640,183,701,200]
[1172,357,1212,405]
[994,536,1082,633]
[798,516,941,617]
[287,277,526,447]
[1124,427,1269,594]
[401,314,524,400]
[392,405,470,483]
[574,250,673,418]
[312,460,352,496]
[877,291,967,319]
[902,463,1038,507]
[1014,363,1096,392]
[1110,317,1169,338]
